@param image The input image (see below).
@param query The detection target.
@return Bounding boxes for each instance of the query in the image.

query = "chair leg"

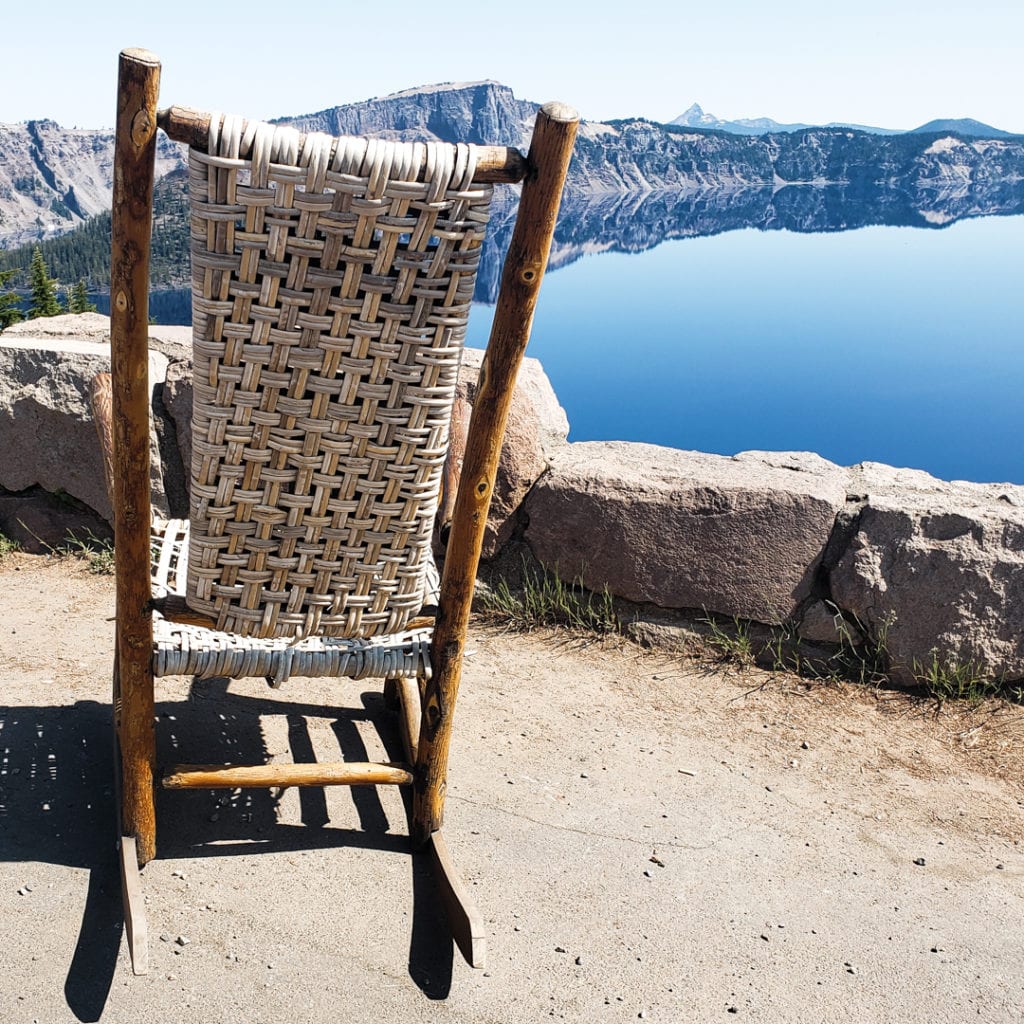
[397,674,486,968]
[118,835,149,976]
[383,675,401,711]
[412,668,449,849]
[427,831,487,969]
[115,649,157,866]
[113,654,153,975]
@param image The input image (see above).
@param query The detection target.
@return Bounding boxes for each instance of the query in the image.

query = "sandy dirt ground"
[1,552,1022,1024]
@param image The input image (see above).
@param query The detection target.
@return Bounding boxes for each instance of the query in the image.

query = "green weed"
[912,650,1004,707]
[709,606,1022,708]
[482,561,618,634]
[59,529,116,575]
[763,621,806,675]
[702,605,901,689]
[821,608,894,688]
[0,531,21,560]
[701,614,756,669]
[17,519,115,575]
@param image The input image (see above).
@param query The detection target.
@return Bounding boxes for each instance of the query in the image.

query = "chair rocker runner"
[102,48,577,976]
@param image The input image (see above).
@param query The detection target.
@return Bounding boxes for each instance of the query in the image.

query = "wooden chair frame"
[105,48,576,975]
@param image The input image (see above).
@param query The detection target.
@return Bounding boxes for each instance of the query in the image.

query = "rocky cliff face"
[569,120,1024,195]
[278,81,537,148]
[1,83,1022,250]
[0,120,183,246]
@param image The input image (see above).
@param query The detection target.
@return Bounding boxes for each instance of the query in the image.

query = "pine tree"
[68,279,97,314]
[0,269,23,331]
[27,247,63,319]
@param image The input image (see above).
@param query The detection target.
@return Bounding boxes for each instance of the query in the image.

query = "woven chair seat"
[151,519,434,684]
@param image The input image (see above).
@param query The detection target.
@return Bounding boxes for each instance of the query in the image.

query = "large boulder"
[0,336,171,522]
[525,444,849,623]
[460,348,570,461]
[2,311,114,342]
[2,311,192,361]
[830,462,1024,682]
[455,347,570,558]
[143,323,192,362]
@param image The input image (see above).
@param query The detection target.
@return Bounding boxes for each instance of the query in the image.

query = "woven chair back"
[184,115,494,639]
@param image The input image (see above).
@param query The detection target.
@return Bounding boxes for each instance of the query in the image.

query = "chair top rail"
[157,105,529,184]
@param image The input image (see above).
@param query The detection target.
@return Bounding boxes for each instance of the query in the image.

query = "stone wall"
[524,444,1024,685]
[2,315,1021,684]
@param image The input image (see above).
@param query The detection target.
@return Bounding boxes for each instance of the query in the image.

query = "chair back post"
[110,46,161,864]
[413,101,579,846]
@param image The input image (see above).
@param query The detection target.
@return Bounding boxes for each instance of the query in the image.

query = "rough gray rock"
[145,325,192,362]
[2,311,113,342]
[0,337,170,521]
[525,443,849,622]
[0,485,112,552]
[829,462,1024,683]
[458,348,568,557]
[622,610,703,653]
[2,312,192,361]
[447,348,568,560]
[798,599,858,646]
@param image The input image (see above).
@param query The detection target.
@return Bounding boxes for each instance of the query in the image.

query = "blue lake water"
[467,211,1024,485]
[114,197,1023,485]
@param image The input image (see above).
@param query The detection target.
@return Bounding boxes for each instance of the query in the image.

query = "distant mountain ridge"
[670,102,902,135]
[670,102,1009,138]
[909,117,1011,138]
[0,82,1022,255]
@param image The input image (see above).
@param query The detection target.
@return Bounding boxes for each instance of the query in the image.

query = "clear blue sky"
[4,0,1022,132]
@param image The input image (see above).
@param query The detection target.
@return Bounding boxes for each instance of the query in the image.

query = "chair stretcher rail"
[157,105,529,183]
[162,762,414,789]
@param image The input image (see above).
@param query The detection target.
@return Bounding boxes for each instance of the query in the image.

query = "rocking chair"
[97,48,576,976]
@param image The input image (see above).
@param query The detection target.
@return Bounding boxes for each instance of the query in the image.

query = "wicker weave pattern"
[154,520,432,683]
[185,116,492,639]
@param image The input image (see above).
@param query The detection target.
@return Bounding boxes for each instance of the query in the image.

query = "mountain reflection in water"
[133,179,1024,320]
[128,182,1023,483]
[488,179,1024,302]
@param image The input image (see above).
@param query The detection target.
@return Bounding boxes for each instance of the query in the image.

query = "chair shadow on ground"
[0,679,454,1022]
[0,697,123,1023]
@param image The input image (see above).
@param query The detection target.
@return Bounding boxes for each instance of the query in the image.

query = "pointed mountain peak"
[671,103,721,128]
